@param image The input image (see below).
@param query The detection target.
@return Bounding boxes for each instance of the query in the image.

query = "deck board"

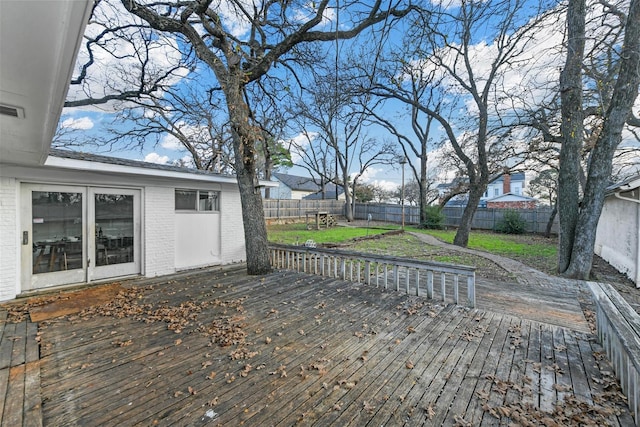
[1,266,635,426]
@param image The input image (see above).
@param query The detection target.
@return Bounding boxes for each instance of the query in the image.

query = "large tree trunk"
[226,83,272,275]
[557,0,586,274]
[564,0,640,279]
[453,184,485,247]
[545,202,558,238]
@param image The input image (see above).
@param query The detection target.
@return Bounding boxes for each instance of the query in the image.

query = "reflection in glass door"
[22,185,141,291]
[89,188,140,281]
[95,194,134,267]
[32,191,84,273]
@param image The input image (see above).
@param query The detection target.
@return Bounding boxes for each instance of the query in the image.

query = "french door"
[21,184,141,291]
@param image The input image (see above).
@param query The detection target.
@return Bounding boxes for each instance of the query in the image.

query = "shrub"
[421,206,445,229]
[495,210,526,234]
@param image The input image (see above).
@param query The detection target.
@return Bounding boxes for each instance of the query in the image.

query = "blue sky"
[56,0,640,190]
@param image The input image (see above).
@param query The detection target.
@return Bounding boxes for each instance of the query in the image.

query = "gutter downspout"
[614,192,640,286]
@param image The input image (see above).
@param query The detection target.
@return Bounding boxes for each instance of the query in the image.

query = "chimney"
[502,173,511,195]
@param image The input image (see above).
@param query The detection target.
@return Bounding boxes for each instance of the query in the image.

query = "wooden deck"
[1,266,635,426]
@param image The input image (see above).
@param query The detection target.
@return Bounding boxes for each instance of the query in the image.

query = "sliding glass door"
[21,184,141,291]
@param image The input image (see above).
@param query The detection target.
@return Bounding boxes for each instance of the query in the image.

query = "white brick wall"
[0,178,18,301]
[220,188,246,264]
[144,186,176,277]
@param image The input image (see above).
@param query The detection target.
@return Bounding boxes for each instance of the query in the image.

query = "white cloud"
[160,134,183,151]
[284,131,319,163]
[60,116,94,130]
[144,152,170,164]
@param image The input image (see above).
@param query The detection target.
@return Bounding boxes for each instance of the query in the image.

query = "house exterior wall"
[487,200,537,209]
[595,195,639,285]
[0,164,245,301]
[144,186,176,277]
[0,177,19,300]
[268,182,292,199]
[484,175,526,200]
[219,187,246,264]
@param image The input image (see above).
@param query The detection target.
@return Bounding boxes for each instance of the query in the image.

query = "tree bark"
[564,0,640,279]
[557,0,586,274]
[453,182,486,247]
[545,202,558,238]
[226,84,272,275]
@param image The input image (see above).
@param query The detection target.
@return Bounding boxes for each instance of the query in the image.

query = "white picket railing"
[269,243,476,308]
[589,281,640,425]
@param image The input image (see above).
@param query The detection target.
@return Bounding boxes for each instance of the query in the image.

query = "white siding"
[143,186,176,277]
[220,188,246,264]
[0,178,18,301]
[595,195,639,285]
[175,212,221,269]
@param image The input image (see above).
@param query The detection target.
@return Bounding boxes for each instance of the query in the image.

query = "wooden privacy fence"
[269,243,476,308]
[588,281,640,425]
[264,199,344,219]
[353,202,558,234]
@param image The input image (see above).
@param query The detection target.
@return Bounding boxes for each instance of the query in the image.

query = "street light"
[399,156,407,230]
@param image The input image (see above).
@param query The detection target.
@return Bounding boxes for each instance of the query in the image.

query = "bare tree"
[365,0,545,247]
[289,72,398,220]
[66,0,416,274]
[558,0,640,278]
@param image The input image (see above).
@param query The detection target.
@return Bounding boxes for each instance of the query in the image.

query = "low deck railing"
[588,281,640,425]
[269,243,476,308]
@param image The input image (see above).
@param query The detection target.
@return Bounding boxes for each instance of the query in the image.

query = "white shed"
[595,176,640,286]
[0,149,256,300]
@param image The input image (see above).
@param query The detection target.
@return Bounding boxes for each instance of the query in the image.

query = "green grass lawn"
[267,222,558,275]
[267,223,395,245]
[413,228,557,258]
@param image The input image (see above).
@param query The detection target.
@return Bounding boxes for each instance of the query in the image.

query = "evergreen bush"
[421,205,445,229]
[495,210,526,234]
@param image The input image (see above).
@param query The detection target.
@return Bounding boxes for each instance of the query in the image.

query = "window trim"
[175,189,220,212]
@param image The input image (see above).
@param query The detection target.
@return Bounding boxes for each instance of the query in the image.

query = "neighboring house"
[303,183,345,200]
[595,175,640,286]
[270,173,319,199]
[439,173,530,208]
[483,173,526,199]
[270,173,346,200]
[0,2,275,301]
[486,193,537,209]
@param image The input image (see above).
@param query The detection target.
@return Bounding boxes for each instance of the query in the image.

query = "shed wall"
[595,195,639,285]
[0,177,18,300]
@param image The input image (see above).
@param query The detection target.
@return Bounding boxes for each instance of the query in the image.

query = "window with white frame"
[175,189,220,211]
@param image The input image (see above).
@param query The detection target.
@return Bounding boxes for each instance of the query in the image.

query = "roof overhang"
[0,0,93,166]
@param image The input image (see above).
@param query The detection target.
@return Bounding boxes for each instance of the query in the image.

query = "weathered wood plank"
[3,364,25,427]
[22,361,42,427]
[538,323,557,414]
[0,323,16,370]
[0,367,8,426]
[30,269,633,427]
[436,311,501,425]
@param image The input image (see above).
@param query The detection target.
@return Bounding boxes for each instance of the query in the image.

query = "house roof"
[0,0,93,166]
[490,172,525,183]
[46,149,277,187]
[303,184,345,200]
[272,172,319,192]
[606,174,640,193]
[486,193,536,203]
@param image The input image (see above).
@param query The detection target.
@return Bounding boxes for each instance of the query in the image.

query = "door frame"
[88,187,141,282]
[21,183,142,292]
[21,184,87,291]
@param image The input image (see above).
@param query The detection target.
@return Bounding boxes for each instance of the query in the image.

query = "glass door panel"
[95,194,134,266]
[89,188,140,281]
[32,191,83,274]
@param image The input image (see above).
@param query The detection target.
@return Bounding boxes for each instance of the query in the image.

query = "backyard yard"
[267,222,634,288]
